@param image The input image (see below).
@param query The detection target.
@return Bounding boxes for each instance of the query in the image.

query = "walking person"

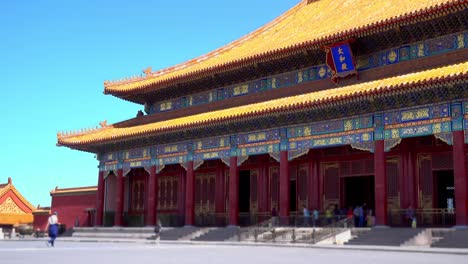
[405,204,415,227]
[154,219,162,244]
[312,208,319,227]
[325,206,333,225]
[45,212,59,247]
[271,207,278,227]
[302,205,311,227]
[358,205,365,228]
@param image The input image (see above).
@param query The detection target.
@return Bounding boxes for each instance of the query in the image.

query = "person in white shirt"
[45,212,60,247]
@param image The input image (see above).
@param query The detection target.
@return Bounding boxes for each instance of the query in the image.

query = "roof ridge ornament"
[57,121,111,139]
[99,120,108,128]
[143,67,153,76]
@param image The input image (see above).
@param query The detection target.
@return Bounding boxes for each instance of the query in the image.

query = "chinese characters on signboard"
[324,40,357,83]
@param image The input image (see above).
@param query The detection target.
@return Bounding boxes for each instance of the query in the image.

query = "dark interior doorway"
[239,170,250,213]
[290,180,297,212]
[434,170,455,209]
[343,176,375,212]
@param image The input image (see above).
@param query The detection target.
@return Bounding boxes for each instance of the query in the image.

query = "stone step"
[193,227,239,241]
[345,228,424,246]
[431,229,468,248]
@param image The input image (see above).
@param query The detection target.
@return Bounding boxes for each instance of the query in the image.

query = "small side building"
[50,186,97,230]
[32,205,50,232]
[0,177,34,231]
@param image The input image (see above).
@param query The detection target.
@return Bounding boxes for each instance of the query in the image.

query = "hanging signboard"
[324,40,357,83]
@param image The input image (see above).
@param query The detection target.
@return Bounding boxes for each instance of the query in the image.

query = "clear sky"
[1,0,300,207]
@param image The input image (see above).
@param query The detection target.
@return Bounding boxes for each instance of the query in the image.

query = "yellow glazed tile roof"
[58,61,468,147]
[104,0,464,94]
[50,186,97,195]
[0,179,36,216]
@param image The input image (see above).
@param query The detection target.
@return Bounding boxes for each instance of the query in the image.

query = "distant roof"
[58,61,468,148]
[33,205,51,215]
[50,186,97,196]
[103,0,464,98]
[0,178,35,225]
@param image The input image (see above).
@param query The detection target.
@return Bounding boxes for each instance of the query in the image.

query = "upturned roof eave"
[58,67,468,151]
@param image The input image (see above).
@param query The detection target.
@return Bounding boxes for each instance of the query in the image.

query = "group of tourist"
[297,204,375,228]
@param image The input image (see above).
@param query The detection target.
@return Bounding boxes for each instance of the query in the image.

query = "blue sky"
[1,0,300,207]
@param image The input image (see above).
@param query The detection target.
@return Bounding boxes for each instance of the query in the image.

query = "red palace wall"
[51,192,97,230]
[32,213,49,231]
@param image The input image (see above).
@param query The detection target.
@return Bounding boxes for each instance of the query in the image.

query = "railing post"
[312,228,316,244]
[442,211,445,227]
[292,228,296,243]
[254,228,258,242]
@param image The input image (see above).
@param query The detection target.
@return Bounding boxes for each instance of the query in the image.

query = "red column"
[95,171,105,226]
[114,169,124,226]
[229,156,239,225]
[399,141,408,209]
[215,162,225,216]
[453,130,468,226]
[279,151,290,218]
[258,157,268,213]
[145,166,157,226]
[185,161,195,226]
[400,140,417,209]
[308,152,320,211]
[374,140,388,225]
[178,167,186,217]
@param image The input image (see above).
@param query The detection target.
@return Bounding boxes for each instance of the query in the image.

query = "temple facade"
[57,0,468,228]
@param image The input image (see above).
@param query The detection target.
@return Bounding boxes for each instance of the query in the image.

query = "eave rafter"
[58,62,468,152]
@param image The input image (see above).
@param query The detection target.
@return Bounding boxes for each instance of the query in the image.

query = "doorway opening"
[434,170,455,209]
[239,170,251,213]
[290,180,297,212]
[343,176,375,212]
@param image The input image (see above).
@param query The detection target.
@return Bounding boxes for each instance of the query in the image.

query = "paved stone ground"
[0,240,467,264]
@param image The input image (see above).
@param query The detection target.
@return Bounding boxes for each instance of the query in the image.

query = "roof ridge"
[57,120,112,140]
[104,1,307,88]
[0,183,36,212]
[103,0,464,96]
[52,186,97,191]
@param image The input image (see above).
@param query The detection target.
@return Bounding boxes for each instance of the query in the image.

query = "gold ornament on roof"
[99,120,108,128]
[143,67,152,76]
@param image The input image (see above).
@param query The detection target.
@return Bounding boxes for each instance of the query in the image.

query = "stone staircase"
[72,227,155,240]
[192,227,240,241]
[431,228,468,248]
[345,228,424,246]
[160,226,202,241]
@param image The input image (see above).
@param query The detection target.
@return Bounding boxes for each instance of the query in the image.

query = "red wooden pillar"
[258,157,269,213]
[114,169,124,226]
[229,156,239,225]
[215,162,225,216]
[95,171,105,226]
[453,130,468,226]
[400,140,417,209]
[374,140,387,225]
[279,151,290,218]
[178,167,186,217]
[145,166,157,226]
[308,151,320,211]
[185,161,195,226]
